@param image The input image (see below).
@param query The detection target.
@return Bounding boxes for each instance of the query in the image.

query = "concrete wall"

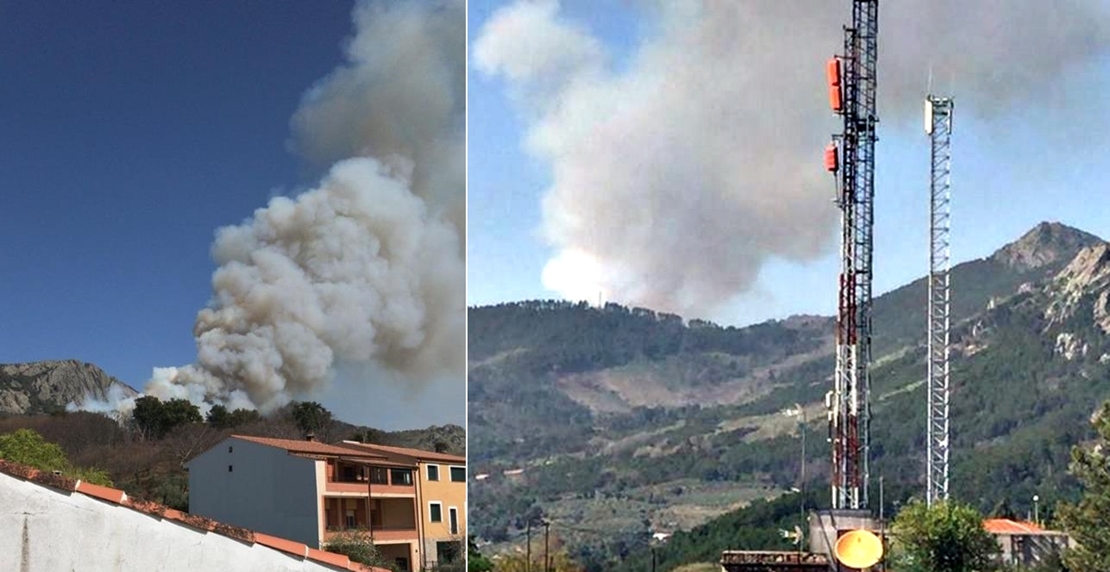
[188,437,320,548]
[997,533,1070,567]
[0,471,348,572]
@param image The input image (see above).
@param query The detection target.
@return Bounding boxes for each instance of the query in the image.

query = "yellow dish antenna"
[834,529,884,569]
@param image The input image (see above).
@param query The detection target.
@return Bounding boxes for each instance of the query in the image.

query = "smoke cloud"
[474,0,1110,316]
[81,0,464,416]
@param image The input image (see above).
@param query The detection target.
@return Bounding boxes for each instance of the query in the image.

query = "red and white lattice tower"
[824,0,879,511]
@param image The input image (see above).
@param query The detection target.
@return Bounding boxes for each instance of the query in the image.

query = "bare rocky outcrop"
[990,221,1103,272]
[1045,243,1110,333]
[0,360,138,415]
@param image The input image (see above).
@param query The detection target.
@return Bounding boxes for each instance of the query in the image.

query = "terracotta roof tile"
[0,457,382,571]
[255,532,309,558]
[339,442,465,464]
[166,511,219,532]
[76,481,126,504]
[122,497,168,519]
[308,547,352,568]
[983,518,1044,535]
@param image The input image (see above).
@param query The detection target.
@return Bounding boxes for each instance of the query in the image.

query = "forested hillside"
[467,222,1110,569]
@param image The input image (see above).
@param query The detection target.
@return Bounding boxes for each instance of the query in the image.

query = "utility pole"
[543,520,551,572]
[794,403,807,553]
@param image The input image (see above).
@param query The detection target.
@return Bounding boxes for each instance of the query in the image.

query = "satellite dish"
[834,529,883,569]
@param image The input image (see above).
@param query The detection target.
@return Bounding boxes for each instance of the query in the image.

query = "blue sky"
[0,1,463,430]
[467,1,1110,326]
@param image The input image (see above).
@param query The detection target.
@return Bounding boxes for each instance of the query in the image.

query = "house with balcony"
[187,435,423,571]
[983,518,1073,567]
[339,442,466,570]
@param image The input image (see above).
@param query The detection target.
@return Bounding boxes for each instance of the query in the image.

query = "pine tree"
[1056,401,1110,571]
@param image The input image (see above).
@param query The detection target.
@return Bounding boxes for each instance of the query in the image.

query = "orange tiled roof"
[339,441,465,464]
[0,458,386,572]
[983,518,1044,535]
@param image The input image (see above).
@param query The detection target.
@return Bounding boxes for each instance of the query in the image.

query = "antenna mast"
[824,0,879,511]
[925,95,953,506]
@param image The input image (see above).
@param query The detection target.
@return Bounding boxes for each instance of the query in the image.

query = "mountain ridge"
[467,221,1110,563]
[0,359,138,415]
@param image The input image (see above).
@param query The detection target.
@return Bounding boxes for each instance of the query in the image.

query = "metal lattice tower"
[825,0,879,511]
[925,95,953,506]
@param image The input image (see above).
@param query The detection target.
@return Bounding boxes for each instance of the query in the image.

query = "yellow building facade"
[340,442,466,569]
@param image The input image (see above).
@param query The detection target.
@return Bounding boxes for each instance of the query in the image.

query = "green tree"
[228,408,261,427]
[206,405,262,430]
[291,401,333,436]
[205,404,231,429]
[162,398,203,430]
[131,395,165,440]
[0,428,68,471]
[131,396,202,439]
[1056,401,1110,571]
[890,500,1000,572]
[0,429,112,486]
[323,529,392,570]
[468,536,494,572]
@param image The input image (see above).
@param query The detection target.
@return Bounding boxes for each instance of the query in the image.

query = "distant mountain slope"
[0,360,138,415]
[467,221,1110,563]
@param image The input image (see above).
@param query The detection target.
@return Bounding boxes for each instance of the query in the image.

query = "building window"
[429,502,442,522]
[427,464,439,481]
[437,541,461,564]
[391,468,414,486]
[370,467,389,484]
[449,507,459,535]
[449,466,465,482]
[228,465,233,472]
[228,446,233,453]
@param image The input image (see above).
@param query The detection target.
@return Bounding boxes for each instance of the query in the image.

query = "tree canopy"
[291,401,334,438]
[1056,401,1110,571]
[131,396,202,440]
[204,404,262,430]
[0,428,112,486]
[469,536,493,572]
[323,529,392,570]
[889,500,999,572]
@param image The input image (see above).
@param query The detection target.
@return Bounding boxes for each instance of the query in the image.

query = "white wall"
[188,437,320,547]
[0,471,348,572]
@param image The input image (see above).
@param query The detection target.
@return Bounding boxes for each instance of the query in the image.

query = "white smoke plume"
[473,0,1110,316]
[82,0,464,415]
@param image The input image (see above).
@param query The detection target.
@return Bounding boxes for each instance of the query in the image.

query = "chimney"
[305,431,316,442]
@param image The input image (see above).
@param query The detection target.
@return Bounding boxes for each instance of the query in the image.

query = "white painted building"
[188,435,423,571]
[0,459,377,572]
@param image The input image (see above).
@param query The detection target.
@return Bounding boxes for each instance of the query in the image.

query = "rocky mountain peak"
[0,360,138,415]
[990,221,1103,272]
